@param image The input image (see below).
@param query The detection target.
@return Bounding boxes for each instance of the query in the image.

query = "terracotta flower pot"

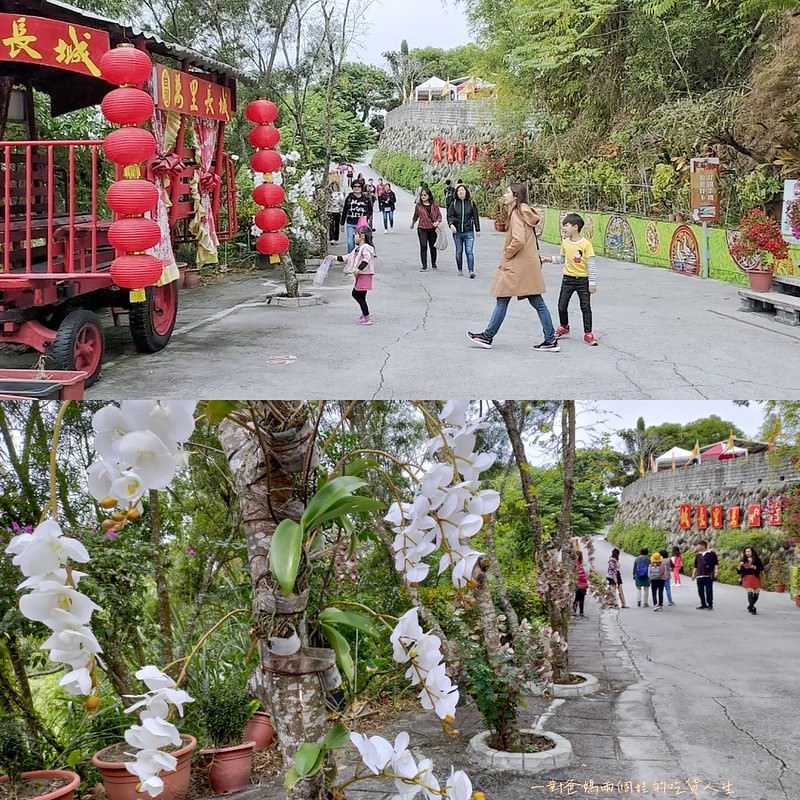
[176,263,188,289]
[493,220,507,232]
[243,711,275,751]
[92,734,196,800]
[747,271,773,292]
[774,583,786,593]
[0,770,80,800]
[200,741,255,795]
[183,268,200,289]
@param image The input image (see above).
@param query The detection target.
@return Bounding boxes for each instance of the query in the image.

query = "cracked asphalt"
[30,161,793,399]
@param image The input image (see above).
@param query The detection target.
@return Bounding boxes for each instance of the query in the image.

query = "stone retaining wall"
[378,100,497,181]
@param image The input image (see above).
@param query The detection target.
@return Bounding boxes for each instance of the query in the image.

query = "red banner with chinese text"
[679,504,692,529]
[696,504,708,529]
[445,140,455,164]
[747,503,762,528]
[710,505,724,529]
[727,506,741,529]
[432,137,444,162]
[152,64,232,122]
[0,13,109,78]
[467,144,479,163]
[767,497,781,526]
[455,142,465,164]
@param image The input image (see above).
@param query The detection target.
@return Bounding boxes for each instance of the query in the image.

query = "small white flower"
[116,431,177,489]
[7,519,89,577]
[349,732,394,775]
[59,666,93,695]
[443,768,472,800]
[135,666,176,692]
[19,581,101,628]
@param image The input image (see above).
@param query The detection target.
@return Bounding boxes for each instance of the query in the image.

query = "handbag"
[435,225,449,251]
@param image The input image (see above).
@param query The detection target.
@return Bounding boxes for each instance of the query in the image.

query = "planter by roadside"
[200,741,256,794]
[551,671,601,698]
[0,771,80,800]
[92,734,196,800]
[184,268,201,289]
[467,729,572,773]
[243,711,275,751]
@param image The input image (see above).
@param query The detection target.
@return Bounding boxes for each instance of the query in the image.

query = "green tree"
[382,39,424,101]
[408,44,486,80]
[336,63,397,122]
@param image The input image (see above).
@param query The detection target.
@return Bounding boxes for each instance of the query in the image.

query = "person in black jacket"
[378,183,397,233]
[737,546,764,614]
[447,184,481,277]
[340,180,372,252]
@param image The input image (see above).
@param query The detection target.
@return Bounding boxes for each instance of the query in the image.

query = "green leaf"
[306,496,384,531]
[293,742,325,777]
[321,723,351,750]
[343,457,380,477]
[203,400,242,424]
[320,623,354,684]
[284,767,300,789]
[301,476,367,530]
[269,519,303,596]
[319,607,379,636]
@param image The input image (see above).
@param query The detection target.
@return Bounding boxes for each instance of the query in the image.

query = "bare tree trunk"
[551,401,577,683]
[219,402,336,800]
[149,490,174,667]
[281,252,300,297]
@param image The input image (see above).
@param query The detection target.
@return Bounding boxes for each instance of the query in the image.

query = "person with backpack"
[573,552,589,618]
[659,548,675,606]
[633,548,651,607]
[444,178,456,208]
[648,552,668,611]
[607,547,628,608]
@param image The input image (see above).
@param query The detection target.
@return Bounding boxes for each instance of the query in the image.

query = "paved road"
[5,161,797,399]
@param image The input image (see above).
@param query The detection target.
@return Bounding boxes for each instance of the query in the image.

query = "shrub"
[607,521,670,557]
[371,149,424,191]
[714,529,787,557]
[503,578,548,624]
[716,557,740,586]
[195,679,255,749]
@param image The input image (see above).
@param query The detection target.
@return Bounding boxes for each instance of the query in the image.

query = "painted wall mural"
[538,207,800,288]
[670,225,700,276]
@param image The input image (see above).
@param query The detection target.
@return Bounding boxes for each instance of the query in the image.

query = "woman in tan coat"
[467,184,558,351]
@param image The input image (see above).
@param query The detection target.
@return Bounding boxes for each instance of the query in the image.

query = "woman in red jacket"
[410,188,442,271]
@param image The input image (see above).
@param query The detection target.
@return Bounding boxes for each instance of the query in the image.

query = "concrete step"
[773,274,800,297]
[738,288,800,326]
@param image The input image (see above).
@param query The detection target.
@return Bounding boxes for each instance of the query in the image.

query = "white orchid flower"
[18,568,86,591]
[120,400,196,448]
[419,663,458,720]
[135,666,177,692]
[7,519,89,577]
[59,666,93,695]
[116,431,178,489]
[20,581,101,628]
[125,717,182,750]
[390,609,424,663]
[110,470,146,504]
[443,769,472,800]
[42,625,102,667]
[137,776,165,798]
[451,549,483,588]
[349,732,394,775]
[469,489,500,516]
[86,458,120,502]
[440,400,470,427]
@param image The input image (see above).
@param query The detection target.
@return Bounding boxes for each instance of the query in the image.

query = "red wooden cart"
[1,0,240,390]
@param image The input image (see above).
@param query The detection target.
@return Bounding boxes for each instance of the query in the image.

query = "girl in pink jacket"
[337,224,376,325]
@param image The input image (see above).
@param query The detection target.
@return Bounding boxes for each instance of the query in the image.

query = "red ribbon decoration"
[199,171,221,193]
[149,153,185,179]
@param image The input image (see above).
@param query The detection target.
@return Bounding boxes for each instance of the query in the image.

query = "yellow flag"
[639,456,645,476]
[725,431,735,452]
[671,453,676,472]
[651,455,658,473]
[691,440,700,458]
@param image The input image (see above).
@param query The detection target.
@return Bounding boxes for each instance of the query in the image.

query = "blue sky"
[356,0,474,68]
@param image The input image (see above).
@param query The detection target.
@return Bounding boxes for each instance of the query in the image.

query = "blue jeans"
[346,223,358,252]
[485,295,556,342]
[453,231,475,272]
[382,209,394,229]
[664,577,672,604]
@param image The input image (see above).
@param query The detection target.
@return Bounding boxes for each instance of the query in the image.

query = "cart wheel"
[46,309,104,387]
[129,282,179,353]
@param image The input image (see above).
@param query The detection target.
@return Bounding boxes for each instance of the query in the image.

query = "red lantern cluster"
[246,99,288,264]
[99,45,163,293]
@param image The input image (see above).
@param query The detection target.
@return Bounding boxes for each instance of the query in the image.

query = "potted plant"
[730,208,790,292]
[0,718,80,800]
[768,559,789,593]
[197,680,256,794]
[243,705,275,752]
[492,200,508,233]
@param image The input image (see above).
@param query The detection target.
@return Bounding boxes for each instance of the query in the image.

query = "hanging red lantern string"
[99,44,164,300]
[247,99,286,265]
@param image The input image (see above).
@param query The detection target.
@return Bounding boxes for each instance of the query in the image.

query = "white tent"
[655,446,693,466]
[413,76,455,101]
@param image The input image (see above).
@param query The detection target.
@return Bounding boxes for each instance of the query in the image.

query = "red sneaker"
[583,332,599,346]
[555,326,570,339]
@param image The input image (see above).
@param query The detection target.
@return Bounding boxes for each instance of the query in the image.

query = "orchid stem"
[47,401,71,523]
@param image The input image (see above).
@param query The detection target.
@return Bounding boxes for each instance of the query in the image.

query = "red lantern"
[106,180,159,215]
[248,125,281,149]
[103,127,156,165]
[108,218,162,251]
[253,183,285,207]
[110,253,163,289]
[101,87,155,126]
[256,232,290,256]
[99,45,152,86]
[246,100,278,125]
[255,208,288,232]
[251,150,283,174]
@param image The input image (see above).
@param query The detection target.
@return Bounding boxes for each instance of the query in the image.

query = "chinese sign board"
[0,14,109,78]
[152,64,232,122]
[690,157,720,223]
[678,500,782,529]
[781,179,800,245]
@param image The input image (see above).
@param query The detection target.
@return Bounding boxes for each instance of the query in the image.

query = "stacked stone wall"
[614,452,799,560]
[378,100,497,181]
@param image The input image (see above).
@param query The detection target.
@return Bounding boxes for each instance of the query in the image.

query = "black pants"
[329,213,340,242]
[418,228,437,268]
[352,288,369,316]
[650,579,665,607]
[574,588,586,615]
[697,576,713,608]
[558,275,592,332]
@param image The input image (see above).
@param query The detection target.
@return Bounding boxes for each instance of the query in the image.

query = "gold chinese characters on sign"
[690,157,721,223]
[0,14,108,77]
[152,64,232,122]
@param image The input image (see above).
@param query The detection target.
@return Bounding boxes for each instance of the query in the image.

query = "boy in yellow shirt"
[541,213,599,346]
